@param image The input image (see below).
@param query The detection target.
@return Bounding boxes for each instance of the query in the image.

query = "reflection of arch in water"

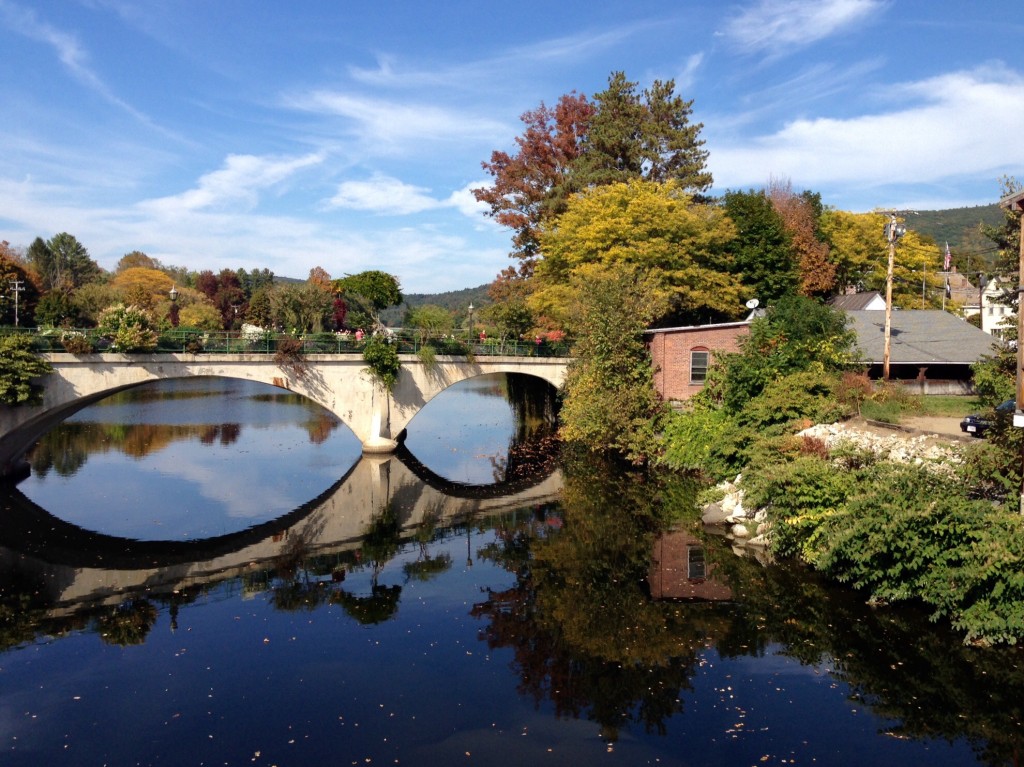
[394,442,558,500]
[0,452,563,616]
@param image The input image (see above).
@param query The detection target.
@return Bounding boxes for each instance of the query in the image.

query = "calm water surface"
[0,377,1020,766]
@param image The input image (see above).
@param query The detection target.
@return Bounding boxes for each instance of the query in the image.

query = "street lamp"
[168,285,180,328]
[9,279,23,327]
[467,302,474,341]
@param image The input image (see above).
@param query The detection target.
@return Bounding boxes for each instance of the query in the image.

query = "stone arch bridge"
[0,352,570,478]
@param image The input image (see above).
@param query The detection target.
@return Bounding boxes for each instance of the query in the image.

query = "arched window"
[690,348,710,383]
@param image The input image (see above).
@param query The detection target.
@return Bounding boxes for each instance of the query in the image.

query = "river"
[0,376,1020,766]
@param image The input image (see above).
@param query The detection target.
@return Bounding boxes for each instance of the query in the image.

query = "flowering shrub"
[60,331,94,354]
[98,304,158,352]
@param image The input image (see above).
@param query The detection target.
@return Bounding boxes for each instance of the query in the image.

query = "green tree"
[558,263,669,463]
[572,71,712,194]
[33,290,78,327]
[483,271,535,341]
[983,175,1022,274]
[705,295,857,414]
[30,233,102,291]
[405,304,453,341]
[269,282,334,334]
[333,271,403,331]
[0,334,52,405]
[723,189,798,302]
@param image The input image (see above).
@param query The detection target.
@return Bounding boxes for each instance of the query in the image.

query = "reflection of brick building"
[645,321,750,403]
[648,530,733,602]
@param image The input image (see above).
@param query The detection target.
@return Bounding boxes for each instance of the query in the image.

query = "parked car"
[960,399,1016,437]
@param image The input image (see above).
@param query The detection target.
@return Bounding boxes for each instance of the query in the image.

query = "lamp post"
[168,285,179,328]
[467,302,474,342]
[10,279,23,327]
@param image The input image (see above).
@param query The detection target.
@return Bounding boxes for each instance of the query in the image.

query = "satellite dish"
[745,298,760,309]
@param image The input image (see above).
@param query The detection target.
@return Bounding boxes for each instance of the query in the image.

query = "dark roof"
[846,310,998,365]
[828,291,884,311]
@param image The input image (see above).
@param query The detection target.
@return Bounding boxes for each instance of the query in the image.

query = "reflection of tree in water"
[254,504,407,622]
[472,449,1024,761]
[29,421,244,477]
[26,386,338,477]
[703,541,1024,766]
[402,504,453,582]
[95,598,158,646]
[329,586,402,625]
[473,450,710,742]
[487,374,560,483]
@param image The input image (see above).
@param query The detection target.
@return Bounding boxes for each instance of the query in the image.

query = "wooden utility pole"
[999,188,1024,513]
[882,214,905,381]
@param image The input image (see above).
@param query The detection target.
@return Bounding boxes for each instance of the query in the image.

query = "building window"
[690,349,709,383]
[687,546,706,580]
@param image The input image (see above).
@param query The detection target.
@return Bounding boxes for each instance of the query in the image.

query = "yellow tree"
[821,210,943,308]
[533,179,743,328]
[112,267,175,310]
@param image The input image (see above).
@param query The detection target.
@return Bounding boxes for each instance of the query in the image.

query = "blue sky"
[1,1,1022,293]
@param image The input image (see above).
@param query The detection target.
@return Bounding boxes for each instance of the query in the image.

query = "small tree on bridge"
[0,334,53,406]
[333,271,403,333]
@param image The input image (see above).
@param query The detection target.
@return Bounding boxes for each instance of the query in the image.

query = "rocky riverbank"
[700,420,965,554]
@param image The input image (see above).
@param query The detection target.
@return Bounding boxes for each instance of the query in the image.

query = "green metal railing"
[0,326,571,358]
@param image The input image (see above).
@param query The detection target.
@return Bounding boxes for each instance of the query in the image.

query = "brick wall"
[647,323,750,402]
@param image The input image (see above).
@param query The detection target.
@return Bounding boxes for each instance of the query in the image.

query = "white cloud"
[328,175,441,215]
[347,23,651,91]
[327,175,491,220]
[285,90,509,151]
[723,0,883,56]
[710,67,1024,196]
[676,53,705,92]
[445,182,491,220]
[141,153,324,214]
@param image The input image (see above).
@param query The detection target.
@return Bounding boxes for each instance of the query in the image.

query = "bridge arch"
[0,353,569,477]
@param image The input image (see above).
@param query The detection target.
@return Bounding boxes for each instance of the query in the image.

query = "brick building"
[645,321,751,403]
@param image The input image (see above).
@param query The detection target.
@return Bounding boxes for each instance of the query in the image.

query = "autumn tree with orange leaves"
[767,179,836,298]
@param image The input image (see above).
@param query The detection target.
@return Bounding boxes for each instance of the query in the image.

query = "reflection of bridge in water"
[0,451,563,618]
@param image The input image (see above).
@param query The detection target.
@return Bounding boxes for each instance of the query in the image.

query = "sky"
[1,1,1022,294]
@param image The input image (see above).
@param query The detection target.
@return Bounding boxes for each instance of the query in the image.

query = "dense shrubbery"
[97,303,158,352]
[661,296,857,480]
[742,451,1024,645]
[0,334,53,406]
[661,294,1024,644]
[362,334,400,392]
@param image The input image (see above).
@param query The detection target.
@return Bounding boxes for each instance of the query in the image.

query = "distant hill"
[379,284,491,326]
[905,203,1003,252]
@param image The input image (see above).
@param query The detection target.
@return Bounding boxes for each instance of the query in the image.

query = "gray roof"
[846,310,999,365]
[828,291,884,311]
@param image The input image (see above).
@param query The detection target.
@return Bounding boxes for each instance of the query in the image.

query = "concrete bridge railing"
[0,353,570,477]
